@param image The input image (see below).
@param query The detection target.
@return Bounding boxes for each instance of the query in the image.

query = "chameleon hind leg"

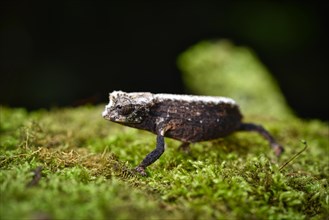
[178,142,191,153]
[239,123,284,157]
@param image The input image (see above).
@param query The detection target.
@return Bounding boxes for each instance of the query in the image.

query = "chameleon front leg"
[135,134,165,176]
[239,123,284,157]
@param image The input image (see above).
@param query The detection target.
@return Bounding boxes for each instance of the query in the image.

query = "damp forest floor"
[0,105,328,220]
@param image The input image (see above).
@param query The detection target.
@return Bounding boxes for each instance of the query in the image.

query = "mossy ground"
[1,40,328,219]
[0,105,328,219]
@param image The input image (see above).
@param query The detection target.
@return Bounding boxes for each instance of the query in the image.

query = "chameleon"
[102,91,284,176]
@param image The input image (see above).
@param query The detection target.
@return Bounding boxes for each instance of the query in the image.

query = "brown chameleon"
[102,91,284,176]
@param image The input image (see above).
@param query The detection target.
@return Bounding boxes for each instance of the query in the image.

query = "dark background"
[1,1,328,120]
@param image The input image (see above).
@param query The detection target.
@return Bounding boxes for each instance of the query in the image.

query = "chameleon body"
[102,91,284,176]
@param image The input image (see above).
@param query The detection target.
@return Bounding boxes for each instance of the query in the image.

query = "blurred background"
[1,1,328,120]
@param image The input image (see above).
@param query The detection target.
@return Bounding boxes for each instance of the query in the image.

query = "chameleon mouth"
[112,117,122,122]
[102,110,127,123]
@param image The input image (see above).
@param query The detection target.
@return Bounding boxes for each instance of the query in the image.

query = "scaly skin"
[103,91,284,176]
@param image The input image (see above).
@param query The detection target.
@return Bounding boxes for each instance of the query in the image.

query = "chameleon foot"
[135,166,147,176]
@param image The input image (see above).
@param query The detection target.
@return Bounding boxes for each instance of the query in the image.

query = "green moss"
[1,41,328,219]
[1,105,328,219]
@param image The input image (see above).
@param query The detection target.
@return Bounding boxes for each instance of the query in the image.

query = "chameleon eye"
[115,97,134,115]
[119,105,134,115]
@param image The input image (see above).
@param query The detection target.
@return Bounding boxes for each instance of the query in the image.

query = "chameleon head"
[102,91,154,124]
